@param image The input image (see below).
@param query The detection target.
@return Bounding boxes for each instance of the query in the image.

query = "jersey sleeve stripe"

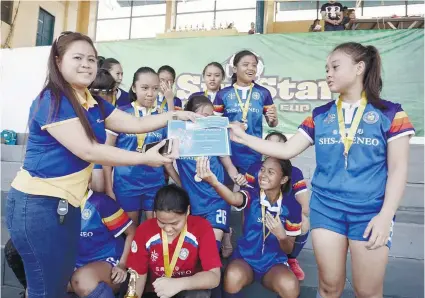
[263,104,273,113]
[234,190,250,211]
[245,173,256,184]
[389,114,414,133]
[298,128,314,144]
[106,129,118,136]
[294,188,308,196]
[41,117,79,130]
[293,180,307,190]
[213,105,224,113]
[388,130,415,143]
[103,208,125,222]
[114,220,133,238]
[285,220,302,232]
[394,111,408,120]
[301,116,314,129]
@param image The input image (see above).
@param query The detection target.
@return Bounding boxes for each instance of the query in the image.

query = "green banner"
[97,29,424,136]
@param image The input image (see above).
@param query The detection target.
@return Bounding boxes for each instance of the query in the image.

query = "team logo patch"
[363,111,379,124]
[179,248,189,260]
[228,93,236,100]
[82,209,92,220]
[151,250,159,262]
[324,113,336,124]
[252,91,260,100]
[131,241,138,253]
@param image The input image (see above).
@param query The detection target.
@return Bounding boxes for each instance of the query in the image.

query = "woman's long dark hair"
[333,42,385,110]
[231,50,258,85]
[128,67,157,103]
[41,31,98,141]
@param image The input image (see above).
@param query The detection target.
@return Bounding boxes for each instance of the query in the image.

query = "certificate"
[167,116,231,157]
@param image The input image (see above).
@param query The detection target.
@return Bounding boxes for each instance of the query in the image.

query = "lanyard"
[260,190,282,254]
[162,222,187,277]
[112,93,116,107]
[336,93,367,169]
[132,102,152,150]
[233,84,253,124]
[156,94,168,114]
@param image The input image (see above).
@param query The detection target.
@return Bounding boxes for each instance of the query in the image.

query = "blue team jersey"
[156,94,183,112]
[246,163,308,198]
[236,187,302,274]
[11,89,115,207]
[298,99,415,213]
[176,157,229,215]
[111,104,167,197]
[116,88,131,107]
[213,83,274,172]
[77,190,132,267]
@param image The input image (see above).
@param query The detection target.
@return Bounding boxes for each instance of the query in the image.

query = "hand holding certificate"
[167,116,231,157]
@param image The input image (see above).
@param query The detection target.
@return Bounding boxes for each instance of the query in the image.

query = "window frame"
[36,7,55,47]
[1,1,13,25]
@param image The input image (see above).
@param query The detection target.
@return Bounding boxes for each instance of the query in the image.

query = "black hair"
[154,185,190,214]
[158,65,176,82]
[263,157,292,194]
[231,50,258,84]
[184,95,213,113]
[202,62,225,78]
[89,69,116,96]
[332,42,385,110]
[265,131,288,143]
[128,67,158,102]
[98,57,120,71]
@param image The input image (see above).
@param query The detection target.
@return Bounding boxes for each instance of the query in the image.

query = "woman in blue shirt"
[213,50,278,175]
[104,67,181,224]
[6,31,197,298]
[228,42,415,298]
[197,156,301,297]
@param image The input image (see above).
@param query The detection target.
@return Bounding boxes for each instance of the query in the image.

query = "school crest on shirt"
[324,113,336,124]
[228,92,236,100]
[131,240,138,253]
[151,250,159,262]
[82,209,92,220]
[363,111,379,124]
[179,248,189,260]
[252,91,260,100]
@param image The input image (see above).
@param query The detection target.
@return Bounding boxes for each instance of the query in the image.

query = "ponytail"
[231,73,237,85]
[332,42,385,110]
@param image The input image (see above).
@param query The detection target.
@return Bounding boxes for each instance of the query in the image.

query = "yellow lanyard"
[132,102,152,150]
[162,222,187,277]
[112,93,116,107]
[155,95,168,114]
[260,190,282,254]
[233,84,253,124]
[204,89,208,97]
[79,189,90,211]
[336,93,367,169]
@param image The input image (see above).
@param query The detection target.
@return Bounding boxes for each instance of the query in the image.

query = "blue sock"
[288,231,309,259]
[83,282,114,298]
[216,240,221,253]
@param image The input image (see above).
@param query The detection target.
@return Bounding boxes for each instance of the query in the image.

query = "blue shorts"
[93,164,102,170]
[75,256,119,269]
[231,247,289,282]
[116,189,158,212]
[310,196,394,248]
[193,206,231,233]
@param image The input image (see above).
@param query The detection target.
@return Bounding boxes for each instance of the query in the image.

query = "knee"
[319,278,345,298]
[275,277,300,298]
[353,285,383,298]
[71,270,98,297]
[224,267,246,294]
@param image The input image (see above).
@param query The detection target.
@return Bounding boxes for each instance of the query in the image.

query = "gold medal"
[337,92,367,170]
[233,84,253,128]
[132,102,152,151]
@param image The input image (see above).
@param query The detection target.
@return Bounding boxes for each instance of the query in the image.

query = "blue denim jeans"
[6,188,80,298]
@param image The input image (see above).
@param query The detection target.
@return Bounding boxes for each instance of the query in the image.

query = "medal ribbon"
[336,93,367,167]
[233,84,253,123]
[261,190,282,254]
[162,222,187,277]
[132,102,152,150]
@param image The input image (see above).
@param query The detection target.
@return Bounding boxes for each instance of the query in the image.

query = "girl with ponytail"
[213,50,278,177]
[228,42,415,298]
[98,57,130,107]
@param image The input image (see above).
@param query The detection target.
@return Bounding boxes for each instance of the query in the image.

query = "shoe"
[288,258,305,281]
[221,228,234,258]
